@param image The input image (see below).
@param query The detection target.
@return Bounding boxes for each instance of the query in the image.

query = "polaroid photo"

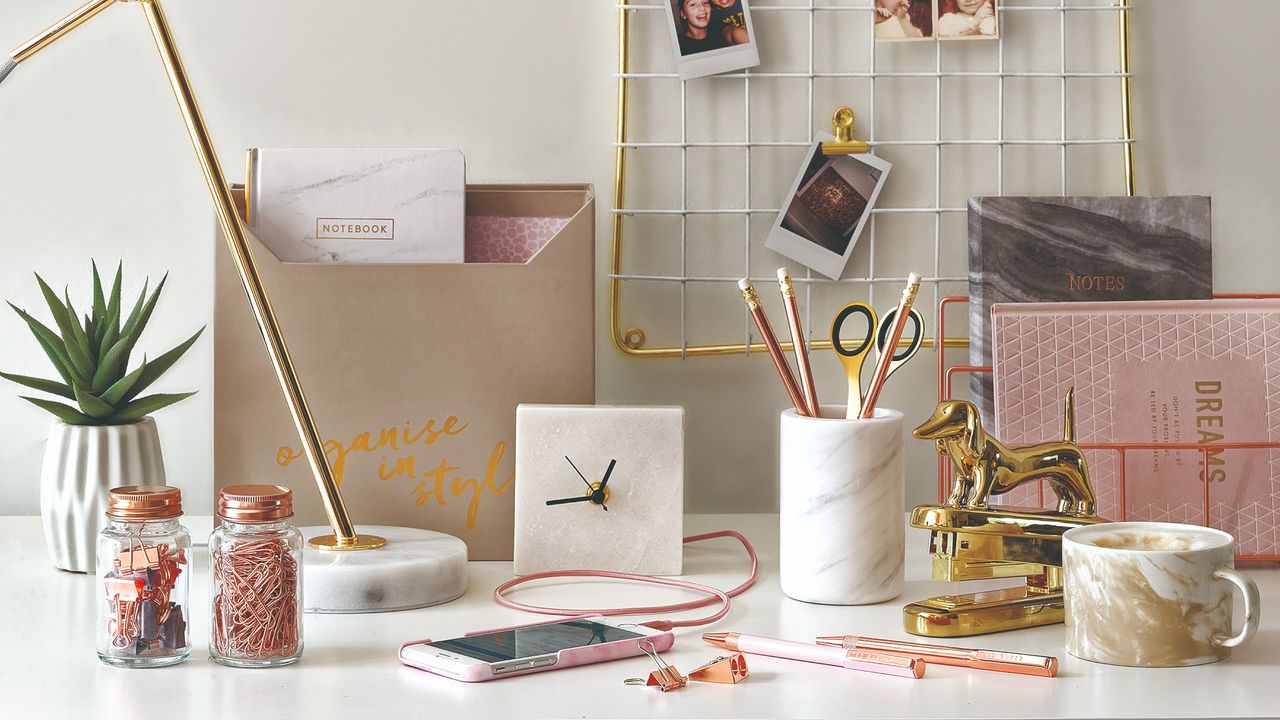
[874,0,934,40]
[765,134,892,280]
[664,0,760,80]
[936,0,998,40]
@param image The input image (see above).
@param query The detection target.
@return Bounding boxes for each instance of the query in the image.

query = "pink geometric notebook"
[992,299,1280,556]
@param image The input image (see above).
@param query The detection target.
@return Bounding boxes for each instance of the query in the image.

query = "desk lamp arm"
[4,0,383,552]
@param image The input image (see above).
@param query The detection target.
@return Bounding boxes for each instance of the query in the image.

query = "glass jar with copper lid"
[96,485,191,668]
[209,484,304,667]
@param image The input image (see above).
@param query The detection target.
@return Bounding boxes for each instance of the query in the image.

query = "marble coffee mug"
[779,406,904,605]
[1063,522,1260,667]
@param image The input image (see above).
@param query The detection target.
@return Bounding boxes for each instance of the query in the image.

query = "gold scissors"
[830,302,925,419]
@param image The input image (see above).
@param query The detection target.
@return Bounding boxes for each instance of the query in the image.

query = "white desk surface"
[2,513,1278,719]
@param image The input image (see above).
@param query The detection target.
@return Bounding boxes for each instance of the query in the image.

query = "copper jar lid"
[107,485,184,520]
[218,484,294,522]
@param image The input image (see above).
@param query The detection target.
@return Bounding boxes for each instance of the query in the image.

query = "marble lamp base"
[301,525,468,614]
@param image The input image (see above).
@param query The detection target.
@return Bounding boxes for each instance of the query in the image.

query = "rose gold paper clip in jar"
[209,484,305,668]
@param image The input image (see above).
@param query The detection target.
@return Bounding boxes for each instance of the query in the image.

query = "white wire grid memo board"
[610,0,1135,359]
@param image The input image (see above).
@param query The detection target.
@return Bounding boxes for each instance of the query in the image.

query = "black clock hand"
[566,455,594,493]
[546,496,595,506]
[591,459,616,512]
[597,459,617,491]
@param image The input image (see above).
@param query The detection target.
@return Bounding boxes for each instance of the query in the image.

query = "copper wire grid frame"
[611,1,1136,358]
[936,294,1280,563]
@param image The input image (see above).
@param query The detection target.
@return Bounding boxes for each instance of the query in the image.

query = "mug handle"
[1212,567,1261,649]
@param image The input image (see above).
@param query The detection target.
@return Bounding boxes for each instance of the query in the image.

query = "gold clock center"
[588,482,611,505]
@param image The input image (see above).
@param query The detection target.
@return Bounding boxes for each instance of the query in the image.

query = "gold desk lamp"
[2,0,380,552]
[905,389,1104,637]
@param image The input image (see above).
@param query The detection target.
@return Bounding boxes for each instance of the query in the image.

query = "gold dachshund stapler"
[904,388,1104,637]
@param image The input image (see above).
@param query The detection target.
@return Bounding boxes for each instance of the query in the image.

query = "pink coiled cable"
[493,530,759,631]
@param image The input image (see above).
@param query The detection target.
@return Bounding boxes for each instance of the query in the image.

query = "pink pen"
[703,632,925,679]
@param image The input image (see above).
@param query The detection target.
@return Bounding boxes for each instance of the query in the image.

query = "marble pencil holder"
[779,406,904,605]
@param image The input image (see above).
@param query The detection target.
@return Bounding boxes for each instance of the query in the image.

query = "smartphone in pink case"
[399,615,675,682]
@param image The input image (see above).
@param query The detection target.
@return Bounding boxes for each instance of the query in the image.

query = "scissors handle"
[831,303,876,358]
[845,368,864,419]
[831,302,877,418]
[875,306,924,371]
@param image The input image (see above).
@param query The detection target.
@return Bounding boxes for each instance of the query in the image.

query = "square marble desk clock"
[514,405,685,576]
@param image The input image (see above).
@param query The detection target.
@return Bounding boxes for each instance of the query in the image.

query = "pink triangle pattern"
[991,301,1280,556]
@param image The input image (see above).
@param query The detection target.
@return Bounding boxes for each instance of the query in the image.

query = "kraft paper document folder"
[214,184,595,560]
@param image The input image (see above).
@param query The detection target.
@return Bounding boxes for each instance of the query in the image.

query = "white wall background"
[0,0,1275,516]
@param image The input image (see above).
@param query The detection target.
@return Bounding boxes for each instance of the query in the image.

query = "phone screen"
[425,620,645,663]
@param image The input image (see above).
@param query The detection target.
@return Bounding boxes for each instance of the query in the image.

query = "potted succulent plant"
[3,262,203,572]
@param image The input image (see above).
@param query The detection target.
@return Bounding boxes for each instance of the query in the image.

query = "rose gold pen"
[705,632,925,679]
[816,635,1057,677]
[738,279,809,416]
[776,269,820,417]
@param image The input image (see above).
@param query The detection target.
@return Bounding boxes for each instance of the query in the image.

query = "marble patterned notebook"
[992,299,1280,557]
[969,196,1213,422]
[248,147,466,264]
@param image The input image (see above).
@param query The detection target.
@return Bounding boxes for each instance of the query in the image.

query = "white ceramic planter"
[40,417,167,572]
[779,405,904,605]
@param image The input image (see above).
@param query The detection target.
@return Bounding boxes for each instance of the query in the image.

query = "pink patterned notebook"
[465,215,569,264]
[992,299,1280,556]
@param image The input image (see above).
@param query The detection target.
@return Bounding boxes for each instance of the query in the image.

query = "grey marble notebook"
[969,196,1213,424]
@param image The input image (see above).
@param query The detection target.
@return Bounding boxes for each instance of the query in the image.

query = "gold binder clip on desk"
[905,388,1104,637]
